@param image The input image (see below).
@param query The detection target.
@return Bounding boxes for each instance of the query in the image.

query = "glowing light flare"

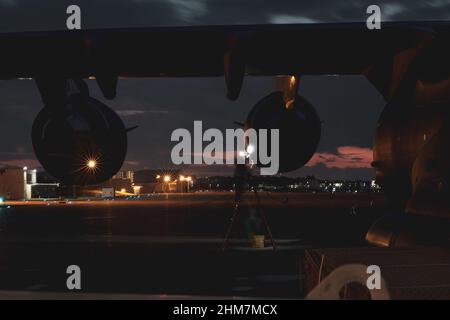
[238,145,255,160]
[133,185,142,195]
[289,75,297,88]
[285,99,295,110]
[73,150,104,184]
[285,76,297,110]
[163,175,171,182]
[246,144,255,155]
[86,160,97,169]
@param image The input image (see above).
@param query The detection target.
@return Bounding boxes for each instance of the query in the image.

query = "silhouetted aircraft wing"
[0,21,448,98]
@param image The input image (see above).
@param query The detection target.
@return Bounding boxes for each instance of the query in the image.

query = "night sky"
[0,0,449,179]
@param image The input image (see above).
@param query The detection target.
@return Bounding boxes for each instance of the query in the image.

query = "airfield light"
[133,185,142,195]
[290,75,296,87]
[87,160,97,169]
[163,175,171,183]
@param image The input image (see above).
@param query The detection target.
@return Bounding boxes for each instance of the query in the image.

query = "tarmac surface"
[0,192,385,298]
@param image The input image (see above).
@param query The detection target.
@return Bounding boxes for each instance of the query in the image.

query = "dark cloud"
[0,0,449,32]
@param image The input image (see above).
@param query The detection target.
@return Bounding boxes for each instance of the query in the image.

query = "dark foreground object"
[0,192,385,297]
[305,246,450,299]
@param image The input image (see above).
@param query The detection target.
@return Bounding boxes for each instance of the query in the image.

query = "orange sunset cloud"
[306,146,373,169]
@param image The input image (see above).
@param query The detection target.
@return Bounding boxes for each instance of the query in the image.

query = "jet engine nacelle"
[32,94,127,185]
[245,91,321,173]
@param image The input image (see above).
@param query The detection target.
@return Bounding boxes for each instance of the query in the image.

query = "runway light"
[87,160,97,169]
[133,185,142,195]
[163,175,171,182]
[290,75,296,87]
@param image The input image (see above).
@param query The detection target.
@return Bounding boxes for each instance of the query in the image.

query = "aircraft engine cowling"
[245,91,321,173]
[32,94,127,185]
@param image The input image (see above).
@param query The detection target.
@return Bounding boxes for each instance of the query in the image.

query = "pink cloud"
[306,146,373,169]
[183,150,241,163]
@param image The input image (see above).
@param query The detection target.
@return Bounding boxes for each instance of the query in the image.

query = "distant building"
[134,169,178,184]
[133,169,192,193]
[101,178,133,194]
[31,184,59,199]
[0,167,27,200]
[113,170,134,183]
[0,167,59,200]
[101,187,115,199]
